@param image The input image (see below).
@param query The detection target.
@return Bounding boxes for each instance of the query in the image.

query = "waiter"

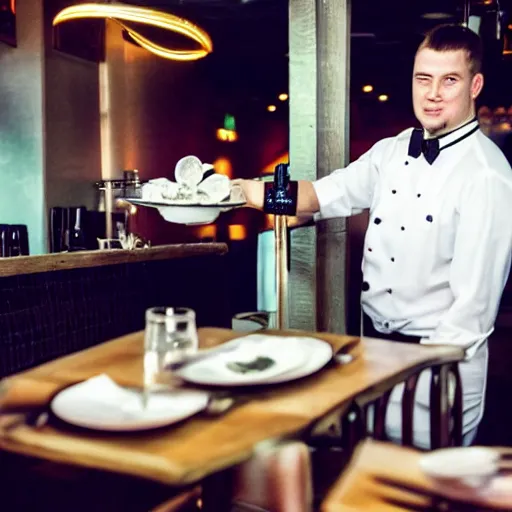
[237,24,512,448]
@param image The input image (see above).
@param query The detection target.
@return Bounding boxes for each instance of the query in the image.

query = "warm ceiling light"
[378,94,389,102]
[267,105,277,112]
[53,3,213,62]
[278,93,288,101]
[362,85,373,93]
[421,12,453,20]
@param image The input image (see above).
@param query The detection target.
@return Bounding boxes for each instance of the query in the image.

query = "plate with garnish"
[174,334,333,386]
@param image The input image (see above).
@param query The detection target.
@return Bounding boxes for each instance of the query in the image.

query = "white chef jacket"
[313,119,512,448]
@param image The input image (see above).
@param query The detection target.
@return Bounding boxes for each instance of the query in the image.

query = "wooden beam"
[288,0,318,331]
[316,0,351,334]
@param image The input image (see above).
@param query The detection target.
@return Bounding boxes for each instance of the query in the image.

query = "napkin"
[49,375,211,432]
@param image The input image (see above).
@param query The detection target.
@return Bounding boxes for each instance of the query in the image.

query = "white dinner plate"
[125,197,246,225]
[125,197,246,209]
[175,334,333,387]
[420,447,499,488]
[50,374,209,432]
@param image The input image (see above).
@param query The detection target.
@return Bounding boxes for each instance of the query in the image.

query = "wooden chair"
[321,439,512,512]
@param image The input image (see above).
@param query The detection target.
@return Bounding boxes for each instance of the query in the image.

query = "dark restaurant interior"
[1,0,512,510]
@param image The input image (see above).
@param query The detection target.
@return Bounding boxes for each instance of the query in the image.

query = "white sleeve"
[312,138,387,220]
[422,171,512,359]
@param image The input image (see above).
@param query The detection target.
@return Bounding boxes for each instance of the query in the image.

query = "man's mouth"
[424,108,443,116]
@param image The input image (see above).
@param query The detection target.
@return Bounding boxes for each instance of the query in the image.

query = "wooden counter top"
[0,243,228,278]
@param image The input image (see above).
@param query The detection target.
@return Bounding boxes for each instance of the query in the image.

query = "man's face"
[412,48,483,136]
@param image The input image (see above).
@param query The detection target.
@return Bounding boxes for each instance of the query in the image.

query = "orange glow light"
[216,128,238,142]
[262,152,289,175]
[267,105,277,112]
[378,94,389,102]
[196,225,217,239]
[362,85,373,93]
[212,157,233,178]
[229,225,247,241]
[278,93,288,101]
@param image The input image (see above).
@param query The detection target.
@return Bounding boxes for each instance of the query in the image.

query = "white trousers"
[382,342,488,449]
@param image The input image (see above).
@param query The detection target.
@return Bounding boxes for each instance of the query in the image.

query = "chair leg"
[150,487,201,512]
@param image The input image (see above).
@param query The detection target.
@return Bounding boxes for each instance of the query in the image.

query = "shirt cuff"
[312,177,348,219]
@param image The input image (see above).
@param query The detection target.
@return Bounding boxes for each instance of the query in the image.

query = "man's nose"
[426,81,441,100]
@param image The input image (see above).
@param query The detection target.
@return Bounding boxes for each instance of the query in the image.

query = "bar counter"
[0,243,231,378]
[0,243,228,277]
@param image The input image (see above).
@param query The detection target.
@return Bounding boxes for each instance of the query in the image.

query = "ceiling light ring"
[55,6,212,50]
[53,3,213,61]
[114,19,209,61]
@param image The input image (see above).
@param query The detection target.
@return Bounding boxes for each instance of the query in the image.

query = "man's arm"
[422,172,512,358]
[235,139,385,217]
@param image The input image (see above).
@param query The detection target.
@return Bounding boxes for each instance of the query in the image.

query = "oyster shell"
[175,156,204,189]
[197,174,230,204]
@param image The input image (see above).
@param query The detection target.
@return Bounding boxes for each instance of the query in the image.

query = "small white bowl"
[420,447,499,488]
[157,205,222,225]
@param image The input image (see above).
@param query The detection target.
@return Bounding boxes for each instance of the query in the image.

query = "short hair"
[417,24,483,75]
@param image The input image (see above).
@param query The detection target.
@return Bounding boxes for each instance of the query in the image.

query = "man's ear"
[471,73,484,99]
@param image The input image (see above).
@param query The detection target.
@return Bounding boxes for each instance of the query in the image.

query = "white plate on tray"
[126,197,246,225]
[50,374,209,432]
[175,334,333,387]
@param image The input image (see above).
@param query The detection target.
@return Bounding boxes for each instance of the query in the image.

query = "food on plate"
[140,156,231,204]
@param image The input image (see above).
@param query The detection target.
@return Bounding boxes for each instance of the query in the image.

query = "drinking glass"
[143,307,199,395]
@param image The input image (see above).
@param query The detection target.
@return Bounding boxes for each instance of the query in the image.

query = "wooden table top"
[322,439,512,511]
[0,328,463,486]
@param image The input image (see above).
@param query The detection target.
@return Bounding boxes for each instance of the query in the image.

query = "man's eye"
[445,77,457,84]
[416,77,429,84]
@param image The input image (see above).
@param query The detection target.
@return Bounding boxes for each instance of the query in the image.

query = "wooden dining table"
[0,327,464,508]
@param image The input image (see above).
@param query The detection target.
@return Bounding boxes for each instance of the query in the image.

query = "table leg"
[430,364,450,449]
[402,373,419,447]
[202,468,234,512]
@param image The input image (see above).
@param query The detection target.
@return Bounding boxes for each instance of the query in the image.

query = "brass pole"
[274,215,289,329]
[462,0,470,26]
[105,181,114,240]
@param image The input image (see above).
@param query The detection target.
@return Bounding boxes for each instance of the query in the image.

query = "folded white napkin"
[52,375,208,422]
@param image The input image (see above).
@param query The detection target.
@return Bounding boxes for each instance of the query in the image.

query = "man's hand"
[232,179,265,210]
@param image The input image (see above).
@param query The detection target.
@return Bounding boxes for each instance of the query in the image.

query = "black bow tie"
[408,128,440,165]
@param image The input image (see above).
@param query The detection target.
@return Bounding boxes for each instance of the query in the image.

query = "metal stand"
[274,214,289,329]
[269,163,292,330]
